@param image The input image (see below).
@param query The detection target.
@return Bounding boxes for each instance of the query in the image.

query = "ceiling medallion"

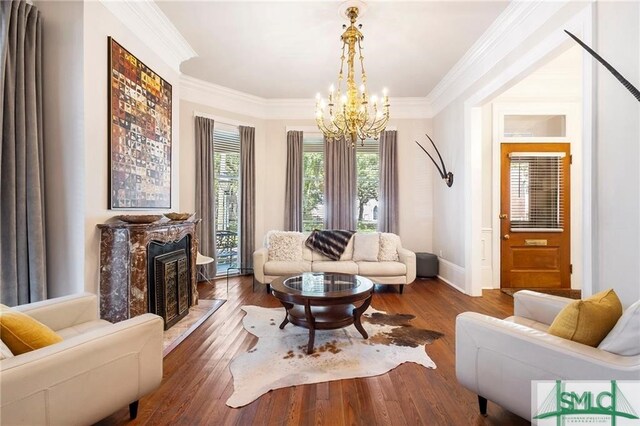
[315,0,390,147]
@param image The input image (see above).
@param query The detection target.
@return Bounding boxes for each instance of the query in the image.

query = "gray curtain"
[324,137,356,230]
[239,126,255,269]
[378,130,399,233]
[284,130,303,231]
[0,1,46,306]
[195,116,217,279]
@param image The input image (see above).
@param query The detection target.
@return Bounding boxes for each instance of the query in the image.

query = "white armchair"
[0,293,163,426]
[456,291,640,420]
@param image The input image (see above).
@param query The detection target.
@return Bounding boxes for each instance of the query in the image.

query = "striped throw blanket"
[305,229,355,260]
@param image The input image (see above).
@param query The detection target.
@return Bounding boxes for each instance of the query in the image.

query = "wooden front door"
[500,143,571,289]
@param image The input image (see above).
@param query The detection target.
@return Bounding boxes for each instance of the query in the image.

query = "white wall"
[432,101,466,266]
[37,0,86,297]
[179,99,433,253]
[593,1,640,307]
[394,118,434,253]
[37,1,182,296]
[82,1,181,295]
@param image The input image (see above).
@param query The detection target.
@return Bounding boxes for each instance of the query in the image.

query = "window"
[504,115,566,138]
[509,152,565,231]
[355,140,379,232]
[213,124,240,274]
[302,135,325,232]
[301,134,380,232]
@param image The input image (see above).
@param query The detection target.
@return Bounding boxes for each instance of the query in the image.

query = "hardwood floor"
[98,277,529,426]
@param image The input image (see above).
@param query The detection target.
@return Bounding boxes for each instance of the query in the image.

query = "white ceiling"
[157,1,509,99]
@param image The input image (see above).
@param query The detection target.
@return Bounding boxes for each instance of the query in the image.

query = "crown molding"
[98,0,196,72]
[181,75,267,118]
[426,0,570,116]
[180,74,431,120]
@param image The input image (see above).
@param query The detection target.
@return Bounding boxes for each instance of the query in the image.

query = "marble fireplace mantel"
[97,219,200,323]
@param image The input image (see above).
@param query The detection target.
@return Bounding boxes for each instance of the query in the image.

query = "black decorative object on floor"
[565,30,640,102]
[416,252,439,278]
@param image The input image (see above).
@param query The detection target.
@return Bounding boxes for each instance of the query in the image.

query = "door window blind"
[509,152,565,232]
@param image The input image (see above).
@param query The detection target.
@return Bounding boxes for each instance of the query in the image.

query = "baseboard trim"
[437,274,466,294]
[437,258,466,294]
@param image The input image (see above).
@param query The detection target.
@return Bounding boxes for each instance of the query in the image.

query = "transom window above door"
[503,114,567,138]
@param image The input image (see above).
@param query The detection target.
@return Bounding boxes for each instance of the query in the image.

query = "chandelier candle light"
[315,2,390,147]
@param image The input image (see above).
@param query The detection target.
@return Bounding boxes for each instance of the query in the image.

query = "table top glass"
[277,273,373,297]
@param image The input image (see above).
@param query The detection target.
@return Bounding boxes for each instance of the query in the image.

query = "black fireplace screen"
[148,237,192,330]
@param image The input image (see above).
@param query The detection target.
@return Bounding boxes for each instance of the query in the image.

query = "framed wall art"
[108,37,172,209]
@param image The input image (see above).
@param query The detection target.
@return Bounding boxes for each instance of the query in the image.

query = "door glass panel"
[509,153,564,232]
[504,115,566,138]
[214,127,240,275]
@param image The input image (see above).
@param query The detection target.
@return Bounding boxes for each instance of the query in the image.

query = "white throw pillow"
[598,300,640,356]
[340,235,355,261]
[352,233,380,262]
[267,231,304,262]
[379,233,400,261]
[0,339,14,360]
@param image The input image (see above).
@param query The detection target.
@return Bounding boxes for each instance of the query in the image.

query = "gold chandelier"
[315,3,390,147]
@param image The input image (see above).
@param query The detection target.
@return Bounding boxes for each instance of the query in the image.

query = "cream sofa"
[456,291,640,420]
[0,293,163,426]
[253,231,416,293]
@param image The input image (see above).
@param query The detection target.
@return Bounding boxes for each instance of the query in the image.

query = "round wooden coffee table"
[270,272,374,354]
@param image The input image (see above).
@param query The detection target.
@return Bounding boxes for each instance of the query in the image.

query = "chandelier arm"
[357,37,366,85]
[317,117,340,140]
[338,41,346,93]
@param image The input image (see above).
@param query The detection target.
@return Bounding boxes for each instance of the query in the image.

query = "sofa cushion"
[0,304,63,355]
[266,231,304,261]
[353,233,380,262]
[357,261,406,277]
[0,338,14,360]
[548,289,622,347]
[264,261,312,276]
[312,235,355,261]
[598,300,640,356]
[379,233,400,261]
[340,235,355,261]
[312,250,332,262]
[56,319,113,340]
[311,261,359,274]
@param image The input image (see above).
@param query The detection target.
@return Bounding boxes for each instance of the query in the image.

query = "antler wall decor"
[565,30,640,102]
[415,134,454,187]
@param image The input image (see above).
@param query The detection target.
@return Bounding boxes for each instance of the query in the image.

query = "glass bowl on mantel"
[163,212,193,221]
[117,214,163,224]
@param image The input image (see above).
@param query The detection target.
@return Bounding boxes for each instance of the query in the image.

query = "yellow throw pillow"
[0,304,63,355]
[548,289,623,347]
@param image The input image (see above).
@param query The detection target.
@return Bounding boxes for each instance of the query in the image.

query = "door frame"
[491,103,582,290]
[462,3,594,297]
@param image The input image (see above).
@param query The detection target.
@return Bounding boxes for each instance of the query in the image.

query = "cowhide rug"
[226,305,443,408]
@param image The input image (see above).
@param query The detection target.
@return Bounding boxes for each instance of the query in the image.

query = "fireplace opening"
[148,237,192,330]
